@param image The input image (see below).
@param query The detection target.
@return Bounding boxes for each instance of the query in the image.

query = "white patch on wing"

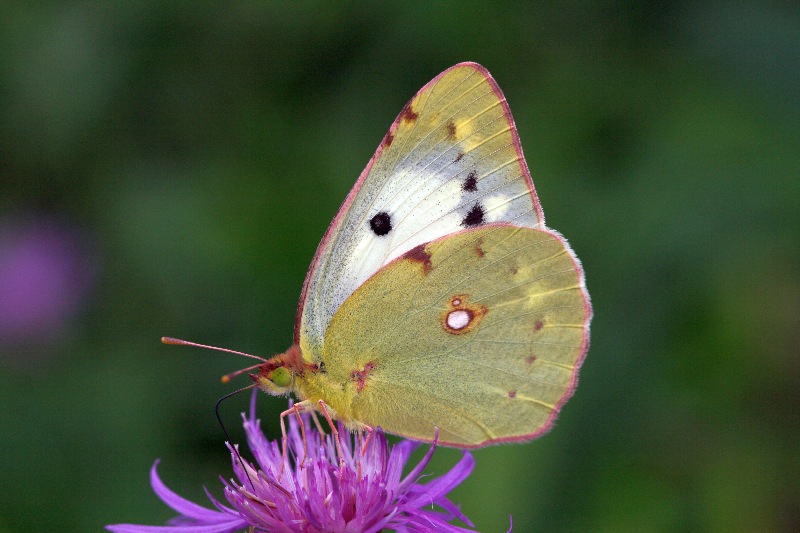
[446,309,471,330]
[385,177,463,260]
[344,168,464,281]
[483,194,511,221]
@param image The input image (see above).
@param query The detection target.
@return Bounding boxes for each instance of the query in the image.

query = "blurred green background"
[1,2,798,532]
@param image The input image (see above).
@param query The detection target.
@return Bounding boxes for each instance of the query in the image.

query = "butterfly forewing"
[298,63,544,354]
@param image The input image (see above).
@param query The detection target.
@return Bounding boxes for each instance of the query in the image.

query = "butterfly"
[172,62,592,450]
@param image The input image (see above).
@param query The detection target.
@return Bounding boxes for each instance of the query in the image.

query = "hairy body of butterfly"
[252,62,592,448]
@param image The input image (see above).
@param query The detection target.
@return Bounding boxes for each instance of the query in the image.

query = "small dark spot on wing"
[462,171,478,192]
[400,103,418,123]
[461,203,485,227]
[369,212,392,236]
[473,236,485,258]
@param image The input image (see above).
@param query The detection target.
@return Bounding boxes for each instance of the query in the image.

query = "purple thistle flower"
[107,391,478,533]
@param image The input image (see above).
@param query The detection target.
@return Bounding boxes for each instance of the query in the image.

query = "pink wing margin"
[294,62,546,343]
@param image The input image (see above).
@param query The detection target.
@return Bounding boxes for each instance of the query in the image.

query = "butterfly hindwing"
[297,63,545,356]
[321,225,590,446]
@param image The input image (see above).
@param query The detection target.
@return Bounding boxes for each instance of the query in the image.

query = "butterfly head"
[250,344,305,396]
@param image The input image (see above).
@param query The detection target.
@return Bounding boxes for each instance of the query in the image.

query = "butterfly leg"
[342,419,374,479]
[315,400,344,470]
[361,424,374,456]
[292,408,309,468]
[279,400,314,477]
[340,418,374,456]
[319,411,372,478]
[309,410,326,436]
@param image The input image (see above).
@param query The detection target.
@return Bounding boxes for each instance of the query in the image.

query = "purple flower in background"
[107,392,478,533]
[0,213,96,349]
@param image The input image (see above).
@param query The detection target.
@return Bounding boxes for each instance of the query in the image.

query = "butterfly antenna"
[216,385,258,491]
[162,337,268,383]
[162,337,268,362]
[220,363,264,384]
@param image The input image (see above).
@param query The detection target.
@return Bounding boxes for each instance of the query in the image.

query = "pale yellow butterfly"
[174,62,592,449]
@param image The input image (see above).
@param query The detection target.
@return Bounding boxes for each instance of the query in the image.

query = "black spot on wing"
[369,212,393,236]
[461,204,485,227]
[462,171,478,192]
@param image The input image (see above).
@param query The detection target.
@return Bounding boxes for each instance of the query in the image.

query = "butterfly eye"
[270,367,292,388]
